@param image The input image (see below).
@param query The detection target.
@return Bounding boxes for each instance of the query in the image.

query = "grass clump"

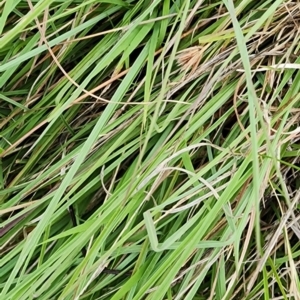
[0,0,300,299]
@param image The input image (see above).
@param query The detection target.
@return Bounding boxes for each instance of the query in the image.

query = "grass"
[0,0,300,299]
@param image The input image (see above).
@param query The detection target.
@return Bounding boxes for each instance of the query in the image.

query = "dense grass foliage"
[0,0,300,299]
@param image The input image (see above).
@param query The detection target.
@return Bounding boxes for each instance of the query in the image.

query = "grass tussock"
[0,0,300,299]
